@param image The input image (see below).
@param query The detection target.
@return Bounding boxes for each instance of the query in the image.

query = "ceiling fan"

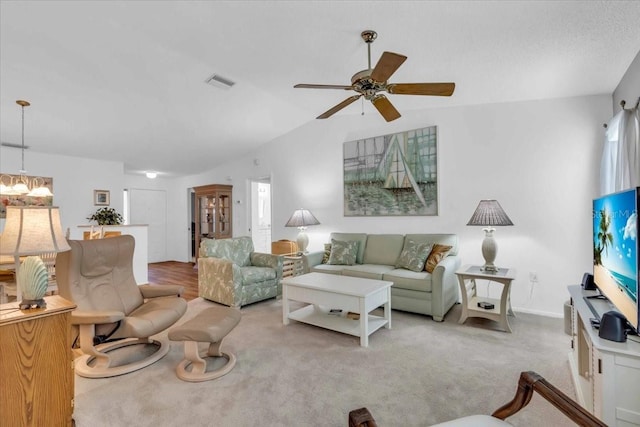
[294,30,455,122]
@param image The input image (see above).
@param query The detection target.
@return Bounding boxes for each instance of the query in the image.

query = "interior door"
[129,188,167,263]
[250,179,271,253]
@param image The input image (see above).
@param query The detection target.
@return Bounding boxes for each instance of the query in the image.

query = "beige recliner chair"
[56,235,187,378]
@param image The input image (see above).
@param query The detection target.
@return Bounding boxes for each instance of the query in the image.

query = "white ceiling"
[1,1,639,177]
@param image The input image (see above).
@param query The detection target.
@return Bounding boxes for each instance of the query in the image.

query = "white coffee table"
[282,272,392,347]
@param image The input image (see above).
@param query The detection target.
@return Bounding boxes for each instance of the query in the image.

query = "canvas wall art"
[0,174,54,218]
[344,126,438,216]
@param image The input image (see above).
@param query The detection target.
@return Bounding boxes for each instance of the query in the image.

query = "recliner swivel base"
[174,341,237,382]
[75,337,170,379]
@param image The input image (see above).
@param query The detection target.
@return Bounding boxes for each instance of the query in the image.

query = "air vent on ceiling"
[205,73,235,90]
[1,142,29,149]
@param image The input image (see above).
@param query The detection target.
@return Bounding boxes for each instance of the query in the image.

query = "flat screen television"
[592,187,639,333]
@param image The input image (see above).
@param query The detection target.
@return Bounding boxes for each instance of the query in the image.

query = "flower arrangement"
[87,207,123,225]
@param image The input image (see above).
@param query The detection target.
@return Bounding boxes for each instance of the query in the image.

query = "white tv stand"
[568,285,640,426]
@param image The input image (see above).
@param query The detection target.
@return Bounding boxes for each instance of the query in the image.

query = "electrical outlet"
[529,272,539,283]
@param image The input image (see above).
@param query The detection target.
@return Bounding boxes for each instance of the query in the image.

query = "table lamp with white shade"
[0,206,70,309]
[285,208,320,253]
[466,200,513,273]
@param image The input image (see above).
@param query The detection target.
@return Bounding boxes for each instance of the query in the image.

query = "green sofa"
[198,236,283,307]
[302,233,461,321]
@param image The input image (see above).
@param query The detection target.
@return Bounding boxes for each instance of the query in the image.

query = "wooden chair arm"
[348,371,606,427]
[348,407,378,427]
[491,371,607,427]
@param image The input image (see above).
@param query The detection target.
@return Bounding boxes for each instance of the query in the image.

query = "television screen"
[593,187,639,333]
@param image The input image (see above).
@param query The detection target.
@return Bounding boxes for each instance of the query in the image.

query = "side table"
[283,255,304,278]
[455,264,517,332]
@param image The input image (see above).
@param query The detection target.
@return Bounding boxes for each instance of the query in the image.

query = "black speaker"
[581,273,596,290]
[598,311,627,342]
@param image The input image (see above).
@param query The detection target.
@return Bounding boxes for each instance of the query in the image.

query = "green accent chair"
[198,236,283,307]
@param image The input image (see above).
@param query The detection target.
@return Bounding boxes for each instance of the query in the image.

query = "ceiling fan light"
[146,172,157,179]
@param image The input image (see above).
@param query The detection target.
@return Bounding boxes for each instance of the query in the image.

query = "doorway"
[189,189,195,261]
[250,178,271,253]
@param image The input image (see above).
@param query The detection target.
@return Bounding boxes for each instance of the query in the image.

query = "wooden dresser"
[0,295,77,426]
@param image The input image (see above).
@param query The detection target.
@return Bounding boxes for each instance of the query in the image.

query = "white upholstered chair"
[348,371,606,427]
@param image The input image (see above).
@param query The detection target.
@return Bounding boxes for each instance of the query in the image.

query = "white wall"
[174,94,612,317]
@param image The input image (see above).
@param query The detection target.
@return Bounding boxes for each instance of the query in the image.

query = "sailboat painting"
[343,126,438,216]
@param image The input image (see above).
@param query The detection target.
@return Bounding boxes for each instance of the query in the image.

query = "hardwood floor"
[148,261,199,301]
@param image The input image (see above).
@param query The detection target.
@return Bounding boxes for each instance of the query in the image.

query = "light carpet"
[73,297,576,427]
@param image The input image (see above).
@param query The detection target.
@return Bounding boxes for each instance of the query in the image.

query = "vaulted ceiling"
[1,1,639,177]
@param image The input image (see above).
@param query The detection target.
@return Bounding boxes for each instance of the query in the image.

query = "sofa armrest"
[198,257,242,307]
[139,284,184,299]
[250,252,284,279]
[302,251,324,273]
[429,254,462,321]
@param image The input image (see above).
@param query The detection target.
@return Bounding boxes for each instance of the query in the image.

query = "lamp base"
[296,230,309,253]
[480,265,499,274]
[480,228,499,274]
[19,298,47,310]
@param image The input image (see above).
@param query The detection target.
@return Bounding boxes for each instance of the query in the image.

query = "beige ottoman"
[168,306,241,382]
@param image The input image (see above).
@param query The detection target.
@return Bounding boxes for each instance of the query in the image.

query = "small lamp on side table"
[0,206,71,309]
[285,208,320,253]
[467,200,513,273]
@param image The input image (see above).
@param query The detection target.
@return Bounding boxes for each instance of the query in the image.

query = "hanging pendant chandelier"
[0,100,53,197]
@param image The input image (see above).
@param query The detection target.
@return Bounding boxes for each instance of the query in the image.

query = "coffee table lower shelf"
[287,304,388,339]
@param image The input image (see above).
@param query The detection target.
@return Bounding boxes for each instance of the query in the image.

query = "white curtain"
[600,107,640,195]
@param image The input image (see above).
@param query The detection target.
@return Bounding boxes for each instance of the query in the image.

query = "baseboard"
[513,306,564,318]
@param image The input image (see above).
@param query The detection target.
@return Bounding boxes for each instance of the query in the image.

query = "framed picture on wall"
[94,190,110,206]
[343,125,439,216]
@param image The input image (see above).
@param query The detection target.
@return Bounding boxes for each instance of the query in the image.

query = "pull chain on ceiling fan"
[294,30,455,122]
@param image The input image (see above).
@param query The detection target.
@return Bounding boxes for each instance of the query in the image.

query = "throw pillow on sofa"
[425,244,453,273]
[328,239,358,265]
[395,239,433,272]
[322,243,331,264]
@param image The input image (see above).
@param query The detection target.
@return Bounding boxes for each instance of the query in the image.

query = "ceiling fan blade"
[317,95,362,119]
[370,51,407,82]
[387,82,455,96]
[294,84,354,90]
[371,95,401,122]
